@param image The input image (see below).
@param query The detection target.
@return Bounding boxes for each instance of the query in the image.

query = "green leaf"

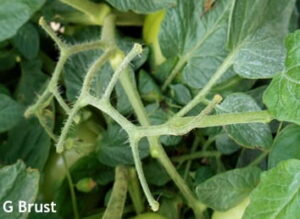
[0,161,40,219]
[268,125,300,168]
[218,93,272,149]
[17,60,48,106]
[106,0,176,13]
[0,84,10,96]
[243,159,300,219]
[138,70,162,102]
[170,84,191,105]
[236,149,267,169]
[215,133,240,155]
[96,124,149,167]
[195,167,261,211]
[263,30,300,125]
[194,166,215,185]
[0,49,17,71]
[144,160,170,186]
[229,0,295,79]
[0,0,45,41]
[0,118,51,170]
[159,0,235,89]
[0,94,23,133]
[13,23,40,60]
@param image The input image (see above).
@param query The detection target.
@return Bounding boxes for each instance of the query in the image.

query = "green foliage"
[0,0,45,41]
[13,23,40,60]
[268,125,300,168]
[244,159,300,219]
[217,93,272,149]
[195,167,261,211]
[0,161,40,218]
[0,94,23,133]
[263,30,300,125]
[159,0,234,89]
[0,118,51,170]
[228,0,295,78]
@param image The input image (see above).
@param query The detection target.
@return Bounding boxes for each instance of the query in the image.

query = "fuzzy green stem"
[62,154,80,219]
[183,135,200,179]
[52,89,70,113]
[118,66,206,218]
[136,111,273,138]
[66,40,108,55]
[130,138,159,211]
[103,44,143,99]
[56,103,81,153]
[24,54,68,118]
[80,49,115,97]
[101,14,117,45]
[103,166,129,219]
[39,17,66,50]
[162,57,186,91]
[176,52,236,117]
[56,49,114,153]
[128,168,145,214]
[87,96,135,131]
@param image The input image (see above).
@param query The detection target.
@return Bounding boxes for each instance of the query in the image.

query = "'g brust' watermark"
[2,201,57,213]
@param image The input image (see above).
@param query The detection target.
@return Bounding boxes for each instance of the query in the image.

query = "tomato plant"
[0,0,300,219]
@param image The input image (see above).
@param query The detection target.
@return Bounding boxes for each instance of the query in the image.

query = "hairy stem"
[136,111,273,138]
[176,52,236,117]
[56,103,81,153]
[56,50,114,153]
[39,17,66,49]
[62,154,80,219]
[103,166,129,219]
[119,67,206,217]
[130,138,159,211]
[128,168,145,214]
[103,44,143,99]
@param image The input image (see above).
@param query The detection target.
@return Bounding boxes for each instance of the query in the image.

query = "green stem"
[202,135,218,151]
[153,145,207,218]
[24,54,68,118]
[39,17,66,49]
[176,52,236,117]
[136,111,273,138]
[103,166,129,219]
[128,168,145,214]
[52,89,70,114]
[56,50,114,153]
[56,103,81,153]
[130,138,159,211]
[119,68,206,218]
[62,154,80,219]
[183,135,200,180]
[103,44,143,99]
[59,0,111,25]
[173,151,221,163]
[162,57,186,91]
